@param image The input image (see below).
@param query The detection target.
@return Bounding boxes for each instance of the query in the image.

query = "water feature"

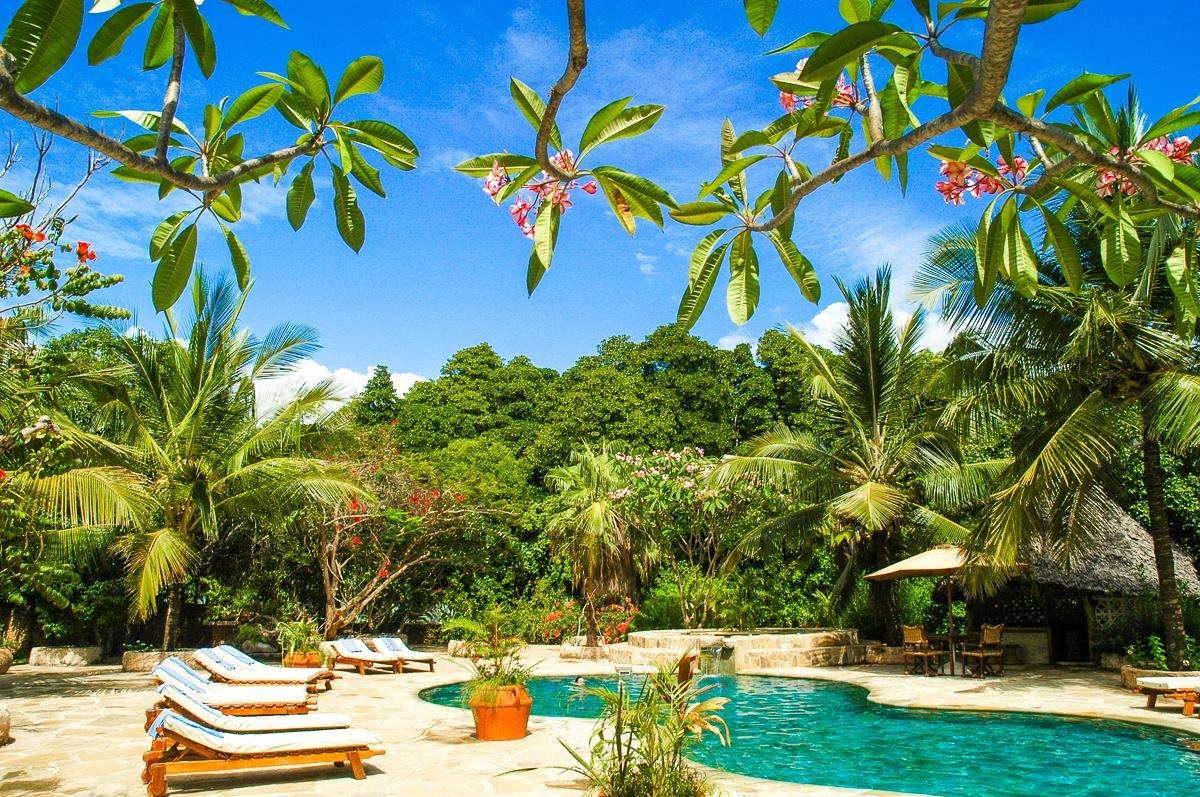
[422,674,1200,796]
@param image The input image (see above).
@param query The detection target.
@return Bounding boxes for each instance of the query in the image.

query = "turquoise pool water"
[421,674,1200,796]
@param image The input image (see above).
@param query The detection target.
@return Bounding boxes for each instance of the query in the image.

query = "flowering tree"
[318,476,475,640]
[0,0,417,310]
[459,0,1200,330]
[614,448,782,628]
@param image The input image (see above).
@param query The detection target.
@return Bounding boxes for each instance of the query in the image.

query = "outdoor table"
[928,632,979,676]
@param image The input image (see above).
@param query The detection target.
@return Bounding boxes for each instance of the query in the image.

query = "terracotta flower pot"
[469,684,532,741]
[282,651,321,668]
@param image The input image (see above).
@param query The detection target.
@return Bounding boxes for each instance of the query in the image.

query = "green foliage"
[275,616,322,655]
[351,365,400,425]
[444,605,533,702]
[562,664,729,797]
[1127,635,1169,671]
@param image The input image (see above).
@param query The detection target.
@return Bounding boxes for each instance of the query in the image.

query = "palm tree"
[713,269,981,644]
[545,444,634,646]
[0,314,153,644]
[916,209,1200,668]
[98,275,364,649]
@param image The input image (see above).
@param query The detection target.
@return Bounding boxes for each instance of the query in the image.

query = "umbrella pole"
[946,579,956,676]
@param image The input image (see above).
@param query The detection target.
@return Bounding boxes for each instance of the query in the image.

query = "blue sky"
[9,0,1198,395]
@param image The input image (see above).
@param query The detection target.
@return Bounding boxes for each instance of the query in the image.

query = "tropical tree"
[98,274,363,648]
[545,444,635,646]
[713,269,977,643]
[351,365,400,426]
[916,204,1200,668]
[0,0,417,309]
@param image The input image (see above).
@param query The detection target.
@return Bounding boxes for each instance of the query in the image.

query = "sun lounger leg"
[146,763,167,797]
[348,751,366,779]
[393,660,403,674]
[1186,698,1196,717]
[1146,693,1158,708]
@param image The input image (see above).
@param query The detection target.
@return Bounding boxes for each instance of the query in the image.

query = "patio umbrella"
[866,545,967,674]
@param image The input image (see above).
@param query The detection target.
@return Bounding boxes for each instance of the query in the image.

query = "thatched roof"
[1023,503,1200,597]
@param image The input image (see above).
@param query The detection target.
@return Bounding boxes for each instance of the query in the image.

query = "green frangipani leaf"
[766,230,820,303]
[341,119,418,167]
[221,83,284,131]
[454,153,538,178]
[150,208,193,259]
[1039,205,1082,293]
[1006,214,1039,298]
[87,1,153,65]
[678,236,730,330]
[1100,205,1141,288]
[344,139,385,197]
[699,155,767,200]
[171,0,215,78]
[220,223,251,290]
[0,188,35,218]
[4,0,85,92]
[727,231,759,325]
[288,50,331,111]
[152,222,197,311]
[510,78,562,151]
[330,165,364,252]
[142,3,173,69]
[1045,71,1129,113]
[742,0,779,36]
[765,31,830,56]
[1022,0,1082,24]
[534,199,560,271]
[669,202,729,226]
[286,160,315,230]
[578,102,664,160]
[799,21,900,83]
[334,55,384,104]
[589,165,676,225]
[219,0,287,28]
[526,248,548,296]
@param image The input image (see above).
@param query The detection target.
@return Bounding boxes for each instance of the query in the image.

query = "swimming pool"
[421,674,1200,796]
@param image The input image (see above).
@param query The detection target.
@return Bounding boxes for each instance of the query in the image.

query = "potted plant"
[444,606,534,741]
[276,618,323,668]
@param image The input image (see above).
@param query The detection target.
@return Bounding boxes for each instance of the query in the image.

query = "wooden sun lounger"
[330,640,404,675]
[151,660,316,716]
[1136,685,1200,716]
[370,637,436,671]
[142,712,383,797]
[195,648,337,692]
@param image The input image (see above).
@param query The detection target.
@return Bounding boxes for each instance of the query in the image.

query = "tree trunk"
[1141,414,1190,670]
[161,582,182,652]
[868,531,901,645]
[583,596,600,647]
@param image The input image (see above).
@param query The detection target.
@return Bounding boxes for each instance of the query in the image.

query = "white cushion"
[333,640,401,663]
[1136,676,1200,690]
[159,685,350,733]
[371,638,435,661]
[200,683,311,706]
[157,711,379,755]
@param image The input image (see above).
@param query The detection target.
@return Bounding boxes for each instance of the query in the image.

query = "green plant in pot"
[276,618,324,668]
[444,606,534,741]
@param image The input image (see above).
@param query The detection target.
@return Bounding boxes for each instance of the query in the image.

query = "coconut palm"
[915,207,1200,668]
[0,314,153,633]
[713,269,982,644]
[98,275,365,649]
[545,444,634,646]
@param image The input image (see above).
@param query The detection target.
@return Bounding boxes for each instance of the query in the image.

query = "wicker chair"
[960,624,1005,678]
[902,625,947,676]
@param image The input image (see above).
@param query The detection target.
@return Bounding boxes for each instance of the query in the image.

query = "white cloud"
[717,333,752,350]
[254,358,425,416]
[795,301,849,348]
[635,252,658,277]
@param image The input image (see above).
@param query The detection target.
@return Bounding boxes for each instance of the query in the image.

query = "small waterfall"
[699,643,735,676]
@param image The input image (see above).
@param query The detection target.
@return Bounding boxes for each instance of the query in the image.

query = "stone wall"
[607,629,866,671]
[28,646,101,667]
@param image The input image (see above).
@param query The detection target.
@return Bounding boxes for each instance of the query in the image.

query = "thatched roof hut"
[1023,504,1200,597]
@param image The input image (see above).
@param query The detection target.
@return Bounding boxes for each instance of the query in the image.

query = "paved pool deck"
[2,647,1197,797]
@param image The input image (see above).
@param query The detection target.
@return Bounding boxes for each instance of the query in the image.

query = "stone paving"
[1,647,1197,797]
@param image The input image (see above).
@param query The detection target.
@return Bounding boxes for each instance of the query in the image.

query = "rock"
[559,644,609,661]
[121,650,199,672]
[241,641,278,658]
[28,646,101,667]
[447,640,471,658]
[0,705,10,745]
[0,648,12,675]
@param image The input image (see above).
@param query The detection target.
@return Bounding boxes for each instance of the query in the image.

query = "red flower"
[616,622,629,634]
[378,567,389,579]
[453,493,466,503]
[350,535,362,547]
[935,180,966,206]
[580,181,597,195]
[76,241,97,262]
[0,468,7,481]
[779,91,797,113]
[348,496,363,513]
[15,224,44,243]
[430,489,442,499]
